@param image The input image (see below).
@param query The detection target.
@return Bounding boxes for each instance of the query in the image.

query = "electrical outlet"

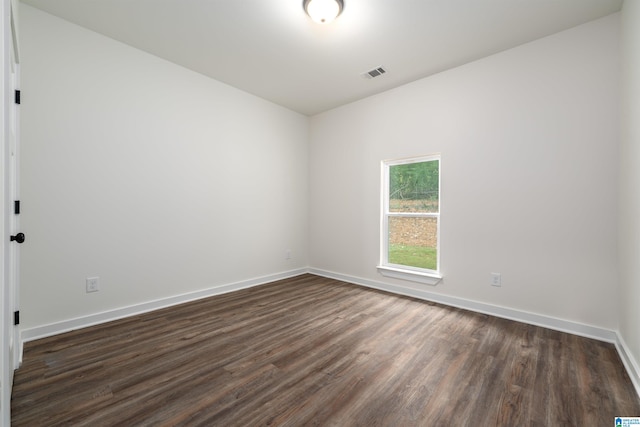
[86,277,100,293]
[490,273,501,287]
[285,249,291,260]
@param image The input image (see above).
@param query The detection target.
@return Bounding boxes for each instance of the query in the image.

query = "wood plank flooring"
[11,274,640,426]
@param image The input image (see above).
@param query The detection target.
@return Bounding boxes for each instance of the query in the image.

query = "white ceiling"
[21,0,622,116]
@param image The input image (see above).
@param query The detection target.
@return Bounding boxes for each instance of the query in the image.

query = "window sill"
[377,266,443,286]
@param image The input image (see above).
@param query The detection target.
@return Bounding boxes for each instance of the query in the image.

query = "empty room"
[2,0,640,425]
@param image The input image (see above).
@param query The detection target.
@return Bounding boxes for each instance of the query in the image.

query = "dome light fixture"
[303,0,344,24]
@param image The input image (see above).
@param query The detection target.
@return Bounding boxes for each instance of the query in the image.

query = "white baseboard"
[615,334,640,399]
[20,268,307,343]
[308,268,618,343]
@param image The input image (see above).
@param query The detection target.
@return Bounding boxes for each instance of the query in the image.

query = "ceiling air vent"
[362,66,387,79]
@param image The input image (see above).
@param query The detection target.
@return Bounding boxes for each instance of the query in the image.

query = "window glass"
[382,155,440,275]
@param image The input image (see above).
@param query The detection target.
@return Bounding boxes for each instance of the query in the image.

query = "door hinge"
[14,311,19,326]
[14,200,20,215]
[14,89,20,105]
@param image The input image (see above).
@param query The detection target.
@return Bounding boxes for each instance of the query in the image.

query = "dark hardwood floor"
[11,274,640,426]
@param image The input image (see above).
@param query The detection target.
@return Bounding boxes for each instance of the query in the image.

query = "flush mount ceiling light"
[303,0,344,24]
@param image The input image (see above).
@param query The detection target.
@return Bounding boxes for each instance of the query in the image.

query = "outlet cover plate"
[490,273,501,287]
[86,277,100,293]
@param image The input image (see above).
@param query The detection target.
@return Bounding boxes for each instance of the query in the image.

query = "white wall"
[19,4,308,330]
[309,14,620,330]
[619,0,640,384]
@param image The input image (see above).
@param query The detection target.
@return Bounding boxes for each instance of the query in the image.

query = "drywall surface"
[309,14,620,330]
[19,5,308,329]
[619,0,640,381]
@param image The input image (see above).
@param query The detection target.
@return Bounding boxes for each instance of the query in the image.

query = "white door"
[1,0,19,424]
[7,0,19,369]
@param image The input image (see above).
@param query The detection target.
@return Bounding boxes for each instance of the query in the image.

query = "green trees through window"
[389,160,439,210]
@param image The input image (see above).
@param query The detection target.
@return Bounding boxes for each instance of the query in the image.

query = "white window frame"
[377,154,442,285]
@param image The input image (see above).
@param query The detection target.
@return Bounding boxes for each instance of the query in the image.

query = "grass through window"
[388,244,437,270]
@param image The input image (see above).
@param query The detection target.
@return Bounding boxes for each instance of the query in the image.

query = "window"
[378,155,442,285]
